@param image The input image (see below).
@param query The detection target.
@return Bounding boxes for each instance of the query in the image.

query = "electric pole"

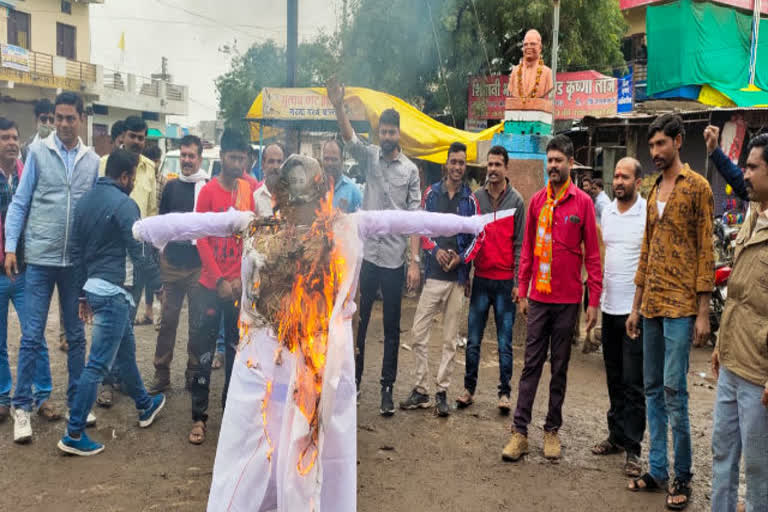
[551,0,560,89]
[287,0,298,87]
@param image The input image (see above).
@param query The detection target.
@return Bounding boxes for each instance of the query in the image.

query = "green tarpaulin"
[647,0,768,106]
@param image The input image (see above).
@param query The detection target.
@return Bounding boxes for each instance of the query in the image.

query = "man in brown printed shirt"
[626,114,714,510]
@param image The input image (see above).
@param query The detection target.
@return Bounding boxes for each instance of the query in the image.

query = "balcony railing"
[102,67,187,104]
[0,44,97,82]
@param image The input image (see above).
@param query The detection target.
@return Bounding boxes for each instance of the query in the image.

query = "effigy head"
[268,154,328,226]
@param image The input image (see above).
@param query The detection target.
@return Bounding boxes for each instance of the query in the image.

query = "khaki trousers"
[411,279,465,394]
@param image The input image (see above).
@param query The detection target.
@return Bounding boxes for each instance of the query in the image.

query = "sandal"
[666,478,692,510]
[592,438,623,456]
[624,453,643,478]
[211,352,224,370]
[96,386,114,408]
[134,316,153,326]
[628,472,665,493]
[455,390,474,408]
[37,401,62,421]
[189,421,207,445]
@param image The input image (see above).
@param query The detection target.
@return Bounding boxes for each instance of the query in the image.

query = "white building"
[0,0,188,154]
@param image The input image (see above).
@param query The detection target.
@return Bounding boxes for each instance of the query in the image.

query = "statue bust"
[508,29,554,102]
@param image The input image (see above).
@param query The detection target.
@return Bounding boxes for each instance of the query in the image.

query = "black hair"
[648,113,685,142]
[447,142,467,159]
[180,134,203,156]
[487,145,509,165]
[54,92,84,115]
[546,134,574,159]
[110,120,126,142]
[142,145,162,162]
[220,129,250,154]
[34,99,54,117]
[0,117,19,133]
[124,116,148,134]
[747,133,768,167]
[105,149,139,180]
[593,178,604,190]
[379,108,400,129]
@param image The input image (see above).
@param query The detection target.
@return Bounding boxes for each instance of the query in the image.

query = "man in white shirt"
[591,158,647,478]
[593,178,611,224]
[253,143,284,218]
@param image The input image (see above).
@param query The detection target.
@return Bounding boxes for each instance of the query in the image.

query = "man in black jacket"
[58,149,165,456]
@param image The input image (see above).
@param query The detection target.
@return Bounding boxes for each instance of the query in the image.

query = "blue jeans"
[642,316,694,483]
[13,264,86,411]
[0,272,52,407]
[215,315,225,354]
[465,277,516,397]
[67,292,152,435]
[711,367,768,512]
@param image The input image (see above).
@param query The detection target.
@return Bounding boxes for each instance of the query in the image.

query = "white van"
[160,146,221,180]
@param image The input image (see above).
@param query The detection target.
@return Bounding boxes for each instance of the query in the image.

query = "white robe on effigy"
[132,208,515,512]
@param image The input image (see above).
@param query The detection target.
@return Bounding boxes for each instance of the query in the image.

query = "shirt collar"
[54,133,80,154]
[607,195,644,216]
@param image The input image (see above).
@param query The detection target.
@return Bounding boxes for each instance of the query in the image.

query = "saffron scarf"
[533,179,571,294]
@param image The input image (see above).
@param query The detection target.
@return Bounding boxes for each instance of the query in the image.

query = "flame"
[275,185,344,476]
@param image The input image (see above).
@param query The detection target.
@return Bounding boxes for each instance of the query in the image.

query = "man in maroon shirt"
[502,135,602,461]
[187,130,254,445]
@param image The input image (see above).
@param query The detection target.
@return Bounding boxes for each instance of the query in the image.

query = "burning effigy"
[132,155,515,512]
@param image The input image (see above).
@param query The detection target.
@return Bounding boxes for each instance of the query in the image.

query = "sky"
[89,0,341,125]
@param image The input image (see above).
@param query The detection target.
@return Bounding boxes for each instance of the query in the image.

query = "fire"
[261,381,274,461]
[275,185,345,476]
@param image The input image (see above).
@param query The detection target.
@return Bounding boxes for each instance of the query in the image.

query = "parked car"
[160,146,220,181]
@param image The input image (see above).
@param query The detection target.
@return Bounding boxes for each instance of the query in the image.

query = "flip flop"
[134,316,153,326]
[628,473,666,493]
[189,421,206,445]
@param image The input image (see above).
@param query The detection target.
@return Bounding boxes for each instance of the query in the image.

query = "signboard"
[619,0,768,13]
[468,75,509,121]
[261,88,366,121]
[617,69,634,114]
[554,71,618,120]
[1,44,30,72]
[469,71,619,120]
[0,67,81,91]
[464,118,489,132]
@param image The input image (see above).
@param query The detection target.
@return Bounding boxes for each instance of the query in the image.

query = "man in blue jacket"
[5,92,99,443]
[399,142,478,416]
[704,125,749,202]
[58,149,165,456]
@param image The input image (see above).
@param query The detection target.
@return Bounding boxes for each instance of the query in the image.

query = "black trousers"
[188,286,238,423]
[355,260,405,389]
[601,312,645,456]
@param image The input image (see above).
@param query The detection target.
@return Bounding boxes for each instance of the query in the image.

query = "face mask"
[37,124,53,139]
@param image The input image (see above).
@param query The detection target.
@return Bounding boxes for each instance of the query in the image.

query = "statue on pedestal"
[508,29,554,103]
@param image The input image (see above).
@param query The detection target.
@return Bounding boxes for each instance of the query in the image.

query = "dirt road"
[0,297,718,511]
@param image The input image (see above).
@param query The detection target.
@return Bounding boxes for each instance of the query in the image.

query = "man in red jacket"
[187,130,254,445]
[503,135,602,461]
[456,145,525,414]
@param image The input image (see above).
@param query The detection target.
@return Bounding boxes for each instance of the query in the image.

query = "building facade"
[0,0,188,154]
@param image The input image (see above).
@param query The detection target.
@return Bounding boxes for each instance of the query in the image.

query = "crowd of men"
[0,87,765,511]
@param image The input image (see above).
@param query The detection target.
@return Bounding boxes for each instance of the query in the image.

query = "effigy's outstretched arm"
[132,210,255,250]
[354,209,516,240]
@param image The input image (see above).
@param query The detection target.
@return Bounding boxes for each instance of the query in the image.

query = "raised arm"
[704,125,749,202]
[327,78,355,143]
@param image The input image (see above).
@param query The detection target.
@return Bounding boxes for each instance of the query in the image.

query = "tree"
[215,36,338,137]
[339,0,628,124]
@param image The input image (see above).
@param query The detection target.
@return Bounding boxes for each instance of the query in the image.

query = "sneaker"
[65,411,97,427]
[543,431,562,460]
[435,391,450,417]
[13,409,32,444]
[501,432,528,462]
[380,386,395,417]
[399,388,430,410]
[148,377,170,395]
[138,394,166,428]
[57,432,104,456]
[497,394,512,415]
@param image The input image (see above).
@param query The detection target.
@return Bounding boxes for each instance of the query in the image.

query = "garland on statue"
[517,58,544,104]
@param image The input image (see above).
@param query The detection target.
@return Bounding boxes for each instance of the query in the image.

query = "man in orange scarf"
[502,135,602,462]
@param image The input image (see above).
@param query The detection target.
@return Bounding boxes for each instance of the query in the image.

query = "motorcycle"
[709,263,731,346]
[713,217,739,264]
